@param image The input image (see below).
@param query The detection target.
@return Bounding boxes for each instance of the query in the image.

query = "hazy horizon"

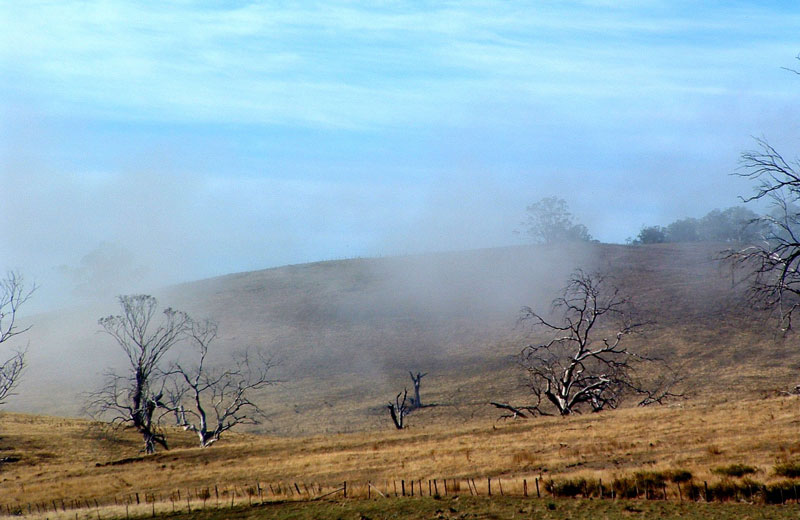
[3,1,799,311]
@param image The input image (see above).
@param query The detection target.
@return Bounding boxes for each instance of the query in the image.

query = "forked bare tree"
[0,272,35,405]
[387,389,410,429]
[726,139,800,330]
[165,319,277,447]
[87,295,190,454]
[502,270,680,417]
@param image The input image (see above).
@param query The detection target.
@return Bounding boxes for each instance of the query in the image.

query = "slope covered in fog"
[9,242,791,434]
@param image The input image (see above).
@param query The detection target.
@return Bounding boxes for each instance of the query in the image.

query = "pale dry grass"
[2,393,800,511]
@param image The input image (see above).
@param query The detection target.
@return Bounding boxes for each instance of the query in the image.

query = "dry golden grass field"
[3,393,800,513]
[4,242,800,518]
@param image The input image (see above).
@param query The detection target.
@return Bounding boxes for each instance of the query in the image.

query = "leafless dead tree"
[87,295,190,454]
[0,272,35,405]
[387,389,410,429]
[725,138,800,331]
[164,319,277,447]
[408,371,428,409]
[504,270,680,417]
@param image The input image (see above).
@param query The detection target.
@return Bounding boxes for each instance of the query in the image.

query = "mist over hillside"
[8,242,790,435]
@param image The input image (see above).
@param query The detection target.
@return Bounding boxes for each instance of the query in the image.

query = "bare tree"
[506,270,679,416]
[0,272,35,405]
[726,138,800,330]
[87,295,190,454]
[408,371,427,409]
[165,319,277,447]
[387,389,410,429]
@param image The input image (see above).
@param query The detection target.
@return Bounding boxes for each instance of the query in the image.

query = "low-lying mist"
[5,241,758,434]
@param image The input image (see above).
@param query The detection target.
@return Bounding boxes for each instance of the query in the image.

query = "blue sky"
[2,1,800,308]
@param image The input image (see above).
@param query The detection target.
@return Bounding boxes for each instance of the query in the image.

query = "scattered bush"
[774,461,800,478]
[633,470,666,488]
[538,472,800,504]
[664,469,693,483]
[764,480,800,504]
[712,464,757,478]
[545,478,594,498]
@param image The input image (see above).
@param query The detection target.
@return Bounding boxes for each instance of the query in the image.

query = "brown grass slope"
[3,394,800,511]
[8,241,799,435]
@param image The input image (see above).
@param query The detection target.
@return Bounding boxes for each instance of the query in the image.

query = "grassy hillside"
[7,241,798,435]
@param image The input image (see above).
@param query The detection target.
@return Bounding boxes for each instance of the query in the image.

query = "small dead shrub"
[712,464,758,478]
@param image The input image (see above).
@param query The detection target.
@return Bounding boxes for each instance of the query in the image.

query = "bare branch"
[89,295,189,453]
[164,318,277,447]
[387,388,410,429]
[510,270,678,417]
[0,272,35,405]
[725,138,800,331]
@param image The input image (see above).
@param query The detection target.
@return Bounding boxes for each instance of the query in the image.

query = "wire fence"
[2,474,799,519]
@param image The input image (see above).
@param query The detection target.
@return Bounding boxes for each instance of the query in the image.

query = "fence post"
[488,478,492,496]
[704,481,709,502]
[599,479,603,499]
[523,479,528,497]
[535,477,540,498]
[401,480,405,497]
[344,481,347,499]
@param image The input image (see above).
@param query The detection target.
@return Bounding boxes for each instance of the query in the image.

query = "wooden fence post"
[344,481,347,499]
[401,480,405,497]
[704,481,709,502]
[523,479,528,497]
[488,478,492,496]
[535,477,540,498]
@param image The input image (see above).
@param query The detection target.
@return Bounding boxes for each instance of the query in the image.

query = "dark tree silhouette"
[0,272,35,405]
[727,139,800,330]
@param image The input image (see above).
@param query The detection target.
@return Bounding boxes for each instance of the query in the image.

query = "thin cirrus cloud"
[4,1,796,129]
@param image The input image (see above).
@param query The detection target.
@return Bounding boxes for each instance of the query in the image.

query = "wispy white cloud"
[3,1,798,129]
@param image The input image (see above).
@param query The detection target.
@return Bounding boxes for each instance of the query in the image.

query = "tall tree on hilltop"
[522,197,593,244]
